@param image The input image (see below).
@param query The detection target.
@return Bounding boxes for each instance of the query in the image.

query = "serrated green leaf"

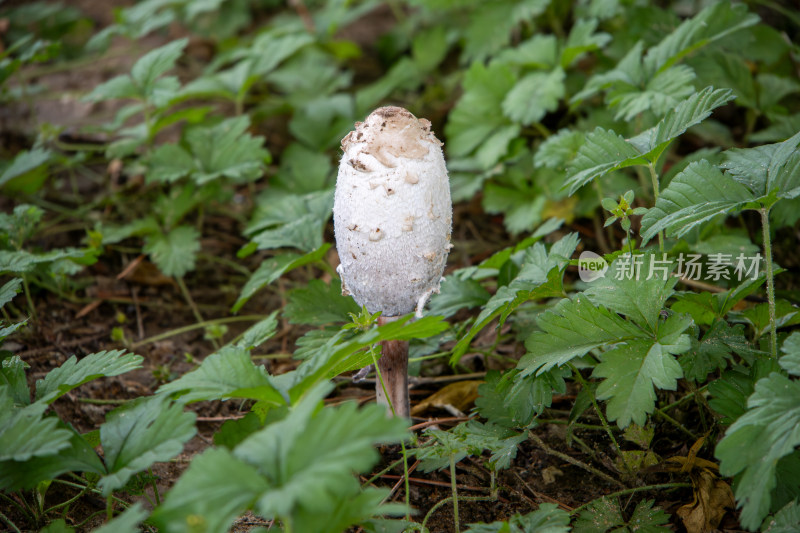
[84,74,140,102]
[445,61,516,160]
[533,129,584,170]
[157,346,285,405]
[0,425,106,491]
[0,356,29,406]
[611,64,696,121]
[628,87,735,159]
[680,321,754,383]
[465,503,570,533]
[764,500,800,533]
[716,372,800,529]
[583,254,680,332]
[413,420,524,473]
[185,116,269,184]
[0,390,72,461]
[235,312,279,351]
[34,350,143,405]
[643,2,759,75]
[99,395,196,496]
[427,275,491,318]
[143,225,201,278]
[233,383,407,520]
[594,314,690,428]
[246,189,333,252]
[518,295,646,377]
[502,68,565,126]
[0,279,22,309]
[564,127,646,194]
[150,447,269,533]
[271,142,332,194]
[0,148,52,187]
[284,278,360,326]
[146,143,194,183]
[452,234,579,364]
[93,502,148,533]
[494,34,558,69]
[233,244,331,312]
[723,130,800,200]
[573,497,670,533]
[640,160,753,244]
[130,38,187,94]
[780,333,800,377]
[561,19,611,68]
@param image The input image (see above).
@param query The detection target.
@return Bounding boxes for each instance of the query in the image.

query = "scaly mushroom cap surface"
[333,106,452,317]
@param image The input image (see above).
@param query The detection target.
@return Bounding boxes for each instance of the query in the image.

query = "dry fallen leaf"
[541,465,563,485]
[410,380,482,416]
[661,436,734,533]
[677,468,735,533]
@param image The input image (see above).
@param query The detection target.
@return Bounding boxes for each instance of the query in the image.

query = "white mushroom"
[333,106,453,417]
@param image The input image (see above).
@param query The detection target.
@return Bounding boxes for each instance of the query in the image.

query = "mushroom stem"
[376,316,410,418]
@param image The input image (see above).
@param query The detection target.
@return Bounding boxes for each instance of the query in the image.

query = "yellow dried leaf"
[410,380,482,416]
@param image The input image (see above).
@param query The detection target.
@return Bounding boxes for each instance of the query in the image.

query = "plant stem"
[175,276,220,349]
[0,509,21,533]
[450,454,460,533]
[654,408,697,440]
[569,365,624,461]
[21,275,37,320]
[148,468,161,506]
[760,207,778,358]
[421,495,495,532]
[569,482,692,515]
[528,432,624,487]
[129,315,266,349]
[647,162,664,252]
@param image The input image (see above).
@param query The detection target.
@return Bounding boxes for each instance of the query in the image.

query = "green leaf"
[533,129,584,170]
[583,254,679,332]
[99,395,196,496]
[93,502,148,533]
[235,312,279,351]
[233,383,407,521]
[780,333,800,376]
[464,503,570,533]
[722,131,800,200]
[246,189,333,252]
[130,38,188,94]
[233,244,331,313]
[0,425,105,491]
[764,500,800,533]
[271,142,332,194]
[284,278,360,326]
[0,148,52,188]
[716,372,800,529]
[445,61,516,160]
[39,520,73,533]
[146,144,194,183]
[412,421,524,473]
[564,127,646,194]
[185,116,270,184]
[143,225,201,278]
[0,390,72,461]
[593,322,689,428]
[150,447,269,533]
[157,346,285,405]
[427,274,491,318]
[611,64,696,122]
[1,356,29,406]
[0,278,22,309]
[84,74,140,102]
[452,234,579,364]
[518,295,646,377]
[502,68,565,126]
[643,2,759,75]
[573,497,671,533]
[561,18,611,68]
[629,87,735,159]
[34,350,143,405]
[640,160,753,244]
[0,248,95,274]
[680,321,754,383]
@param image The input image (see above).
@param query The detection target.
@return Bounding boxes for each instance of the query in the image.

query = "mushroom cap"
[333,106,452,317]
